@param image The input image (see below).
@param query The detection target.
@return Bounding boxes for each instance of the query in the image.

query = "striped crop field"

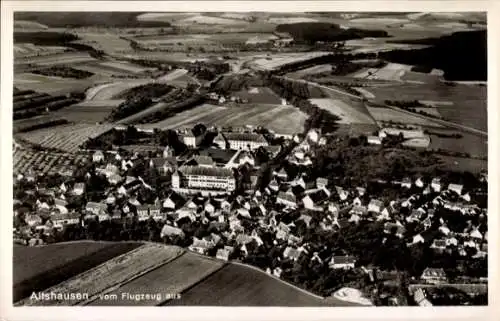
[139,103,307,135]
[16,124,114,152]
[50,100,125,123]
[89,251,225,306]
[85,79,153,100]
[14,242,142,303]
[12,148,87,176]
[22,244,184,306]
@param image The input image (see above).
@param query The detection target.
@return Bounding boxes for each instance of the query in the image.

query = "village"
[12,120,488,306]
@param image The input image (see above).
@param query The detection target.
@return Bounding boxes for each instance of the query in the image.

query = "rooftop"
[222,132,267,143]
[178,165,234,178]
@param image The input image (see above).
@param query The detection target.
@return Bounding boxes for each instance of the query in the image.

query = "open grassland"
[72,32,133,54]
[287,64,333,78]
[98,61,154,74]
[12,148,87,176]
[165,263,353,306]
[141,103,307,135]
[366,106,444,128]
[15,74,109,96]
[16,124,114,152]
[89,251,225,306]
[437,155,487,173]
[249,52,332,71]
[85,79,153,100]
[23,244,184,306]
[310,98,376,124]
[14,242,141,303]
[366,83,486,132]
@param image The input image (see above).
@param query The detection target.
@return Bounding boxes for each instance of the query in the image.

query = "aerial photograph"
[11,11,487,307]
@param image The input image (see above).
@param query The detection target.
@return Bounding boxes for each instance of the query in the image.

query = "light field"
[310,98,376,124]
[366,106,444,127]
[16,124,114,152]
[85,79,153,100]
[140,104,307,135]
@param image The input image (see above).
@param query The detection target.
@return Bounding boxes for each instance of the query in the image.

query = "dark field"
[89,252,225,306]
[164,263,352,306]
[367,83,487,132]
[13,242,142,302]
[437,155,487,174]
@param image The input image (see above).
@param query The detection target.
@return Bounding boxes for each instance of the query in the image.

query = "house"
[276,189,297,208]
[302,189,329,211]
[367,136,382,145]
[431,178,442,192]
[316,177,328,189]
[368,199,384,213]
[335,186,349,201]
[273,267,283,278]
[189,237,213,255]
[25,214,42,227]
[470,229,483,240]
[411,234,425,245]
[329,256,356,269]
[350,205,367,216]
[72,182,86,196]
[185,155,216,168]
[420,268,447,284]
[273,168,288,181]
[327,202,340,216]
[384,222,406,238]
[182,124,207,148]
[283,247,301,261]
[160,224,185,239]
[218,131,268,150]
[352,197,363,207]
[216,246,234,261]
[430,239,447,252]
[163,145,174,158]
[415,177,425,188]
[414,288,433,306]
[108,174,122,185]
[86,202,107,216]
[401,177,412,189]
[92,150,105,163]
[54,199,69,214]
[163,192,186,210]
[51,212,80,228]
[297,214,312,228]
[448,183,464,195]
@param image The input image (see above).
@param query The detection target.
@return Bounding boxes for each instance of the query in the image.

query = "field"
[14,242,142,303]
[351,63,413,81]
[287,64,333,78]
[233,87,282,104]
[13,115,68,133]
[50,100,124,123]
[85,79,153,100]
[14,44,67,58]
[267,17,320,24]
[23,243,184,306]
[140,103,308,135]
[427,129,488,157]
[437,155,487,173]
[14,74,109,96]
[14,20,49,30]
[13,148,87,176]
[310,98,376,124]
[16,124,114,152]
[15,52,97,66]
[366,83,487,132]
[89,252,225,306]
[366,106,444,127]
[165,263,351,306]
[248,52,331,71]
[72,32,133,54]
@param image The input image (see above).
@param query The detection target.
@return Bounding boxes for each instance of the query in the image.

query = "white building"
[172,166,236,192]
[216,131,268,150]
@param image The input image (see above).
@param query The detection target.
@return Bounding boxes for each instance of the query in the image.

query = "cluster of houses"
[13,124,487,303]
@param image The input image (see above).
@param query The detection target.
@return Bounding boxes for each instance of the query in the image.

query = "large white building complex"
[172,165,236,195]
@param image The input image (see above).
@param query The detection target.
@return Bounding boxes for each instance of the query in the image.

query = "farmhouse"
[420,268,448,284]
[329,255,357,270]
[448,183,464,195]
[86,202,107,216]
[72,182,86,196]
[368,199,384,213]
[51,212,80,228]
[163,192,186,210]
[92,150,105,163]
[182,125,207,148]
[184,155,216,168]
[172,166,236,193]
[276,189,298,208]
[160,224,185,239]
[367,136,382,145]
[217,131,268,150]
[283,246,302,261]
[302,189,329,211]
[216,246,234,261]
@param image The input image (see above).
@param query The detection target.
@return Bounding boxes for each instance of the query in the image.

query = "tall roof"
[222,132,267,143]
[179,165,234,178]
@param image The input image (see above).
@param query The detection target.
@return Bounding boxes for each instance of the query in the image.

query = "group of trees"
[32,65,94,79]
[275,22,389,45]
[107,96,153,121]
[13,91,81,120]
